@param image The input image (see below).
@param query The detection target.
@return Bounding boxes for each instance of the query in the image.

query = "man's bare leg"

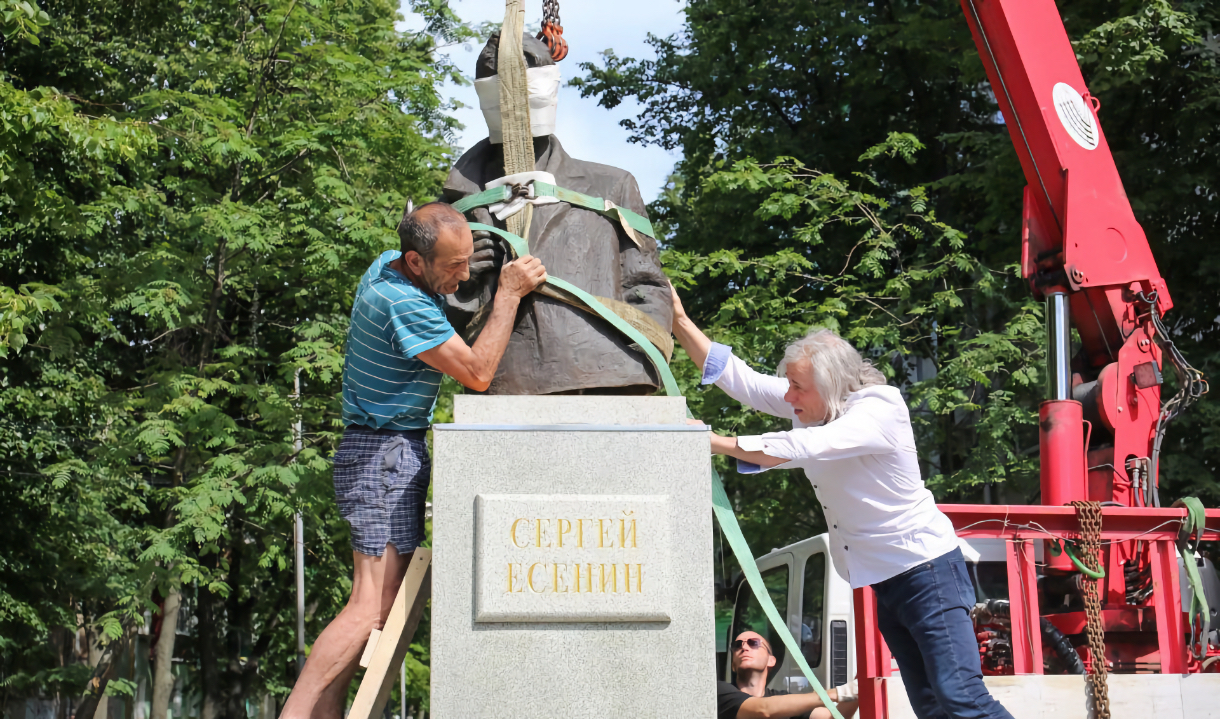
[281,543,411,719]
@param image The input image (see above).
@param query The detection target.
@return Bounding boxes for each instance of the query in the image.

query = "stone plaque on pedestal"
[431,396,715,718]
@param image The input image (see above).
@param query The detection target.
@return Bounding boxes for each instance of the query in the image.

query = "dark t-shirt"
[716,681,813,719]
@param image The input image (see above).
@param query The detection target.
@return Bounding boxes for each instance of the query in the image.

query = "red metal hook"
[538,22,568,62]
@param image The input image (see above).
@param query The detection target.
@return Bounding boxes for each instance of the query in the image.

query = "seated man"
[718,631,859,719]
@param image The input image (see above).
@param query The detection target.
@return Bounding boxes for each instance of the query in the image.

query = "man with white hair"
[670,285,1014,719]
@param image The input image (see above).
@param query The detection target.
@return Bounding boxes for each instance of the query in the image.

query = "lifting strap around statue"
[469,222,846,719]
[456,182,656,247]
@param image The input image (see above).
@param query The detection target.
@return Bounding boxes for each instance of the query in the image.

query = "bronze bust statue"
[441,33,673,395]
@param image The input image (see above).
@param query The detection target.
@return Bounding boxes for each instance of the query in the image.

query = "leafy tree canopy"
[0,0,468,710]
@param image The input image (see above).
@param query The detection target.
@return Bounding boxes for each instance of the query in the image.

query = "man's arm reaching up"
[418,255,546,391]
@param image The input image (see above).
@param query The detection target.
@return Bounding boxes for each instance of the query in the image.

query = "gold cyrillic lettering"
[599,563,617,593]
[620,517,637,548]
[506,563,518,593]
[510,518,529,549]
[557,518,572,548]
[535,518,551,548]
[599,519,616,548]
[528,563,545,593]
[553,563,569,593]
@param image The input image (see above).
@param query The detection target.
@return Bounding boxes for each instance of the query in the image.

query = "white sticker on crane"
[1053,82,1099,150]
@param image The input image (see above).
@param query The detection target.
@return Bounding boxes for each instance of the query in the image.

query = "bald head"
[394,201,473,295]
[397,202,468,259]
[732,630,776,677]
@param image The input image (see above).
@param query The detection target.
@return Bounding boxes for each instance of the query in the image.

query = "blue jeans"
[872,548,1014,719]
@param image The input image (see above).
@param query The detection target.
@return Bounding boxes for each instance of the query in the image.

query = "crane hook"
[537,0,568,61]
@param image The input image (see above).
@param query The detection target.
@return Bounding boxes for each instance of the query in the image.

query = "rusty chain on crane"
[1072,500,1110,719]
[538,0,568,61]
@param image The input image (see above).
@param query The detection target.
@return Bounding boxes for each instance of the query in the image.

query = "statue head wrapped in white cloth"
[473,33,561,144]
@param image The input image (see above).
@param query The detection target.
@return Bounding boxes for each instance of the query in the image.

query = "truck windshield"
[731,565,790,675]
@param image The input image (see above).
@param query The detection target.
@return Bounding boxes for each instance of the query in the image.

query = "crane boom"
[959,0,1182,519]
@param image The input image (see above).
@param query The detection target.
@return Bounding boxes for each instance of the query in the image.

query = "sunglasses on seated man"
[732,637,769,652]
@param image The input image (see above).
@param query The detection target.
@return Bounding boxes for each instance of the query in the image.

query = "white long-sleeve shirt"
[703,343,958,588]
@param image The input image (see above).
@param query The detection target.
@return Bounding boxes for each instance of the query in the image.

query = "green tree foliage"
[577,0,1220,554]
[0,0,464,710]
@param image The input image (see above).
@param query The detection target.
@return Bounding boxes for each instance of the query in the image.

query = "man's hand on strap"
[497,255,547,299]
[418,255,546,392]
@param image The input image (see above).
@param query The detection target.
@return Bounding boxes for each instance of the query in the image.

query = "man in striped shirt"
[282,202,545,719]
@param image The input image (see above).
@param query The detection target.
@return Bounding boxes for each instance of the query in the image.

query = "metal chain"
[540,0,559,27]
[1072,500,1110,719]
[537,0,567,61]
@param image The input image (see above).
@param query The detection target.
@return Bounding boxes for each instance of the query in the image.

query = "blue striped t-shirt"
[341,251,456,430]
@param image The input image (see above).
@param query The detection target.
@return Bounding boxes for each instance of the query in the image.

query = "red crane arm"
[960,0,1170,311]
[958,0,1174,512]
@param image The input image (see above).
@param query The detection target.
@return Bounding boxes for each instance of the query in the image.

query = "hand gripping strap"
[468,223,677,396]
[467,222,845,719]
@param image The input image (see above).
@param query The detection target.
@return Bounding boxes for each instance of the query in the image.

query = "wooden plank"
[347,548,432,719]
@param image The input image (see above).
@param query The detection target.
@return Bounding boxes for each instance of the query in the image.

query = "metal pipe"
[293,368,307,676]
[1047,292,1071,400]
[295,512,305,674]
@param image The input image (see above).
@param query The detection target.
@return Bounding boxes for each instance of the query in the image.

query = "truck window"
[731,565,790,674]
[801,553,826,668]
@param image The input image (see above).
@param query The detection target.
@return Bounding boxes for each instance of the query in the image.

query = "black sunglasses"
[732,637,765,652]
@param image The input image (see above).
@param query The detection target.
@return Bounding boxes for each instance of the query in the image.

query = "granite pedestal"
[431,396,715,717]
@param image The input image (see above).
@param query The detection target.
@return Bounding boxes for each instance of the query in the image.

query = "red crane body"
[852,1,1220,716]
[963,0,1171,513]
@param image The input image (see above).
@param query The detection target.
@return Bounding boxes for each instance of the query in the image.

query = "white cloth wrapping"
[474,65,561,144]
[704,343,959,588]
[483,170,560,221]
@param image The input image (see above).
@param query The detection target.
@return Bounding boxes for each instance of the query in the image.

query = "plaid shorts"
[332,426,431,557]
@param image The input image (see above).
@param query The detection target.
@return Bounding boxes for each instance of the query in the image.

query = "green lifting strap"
[1048,539,1106,579]
[452,185,508,214]
[469,223,676,396]
[468,222,846,719]
[454,182,657,242]
[1172,497,1212,660]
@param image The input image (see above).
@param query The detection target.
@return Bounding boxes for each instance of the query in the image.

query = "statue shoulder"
[562,159,646,214]
[444,140,495,197]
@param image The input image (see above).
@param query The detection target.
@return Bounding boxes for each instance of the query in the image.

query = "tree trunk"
[87,626,106,719]
[75,627,130,719]
[197,582,220,719]
[149,588,181,719]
